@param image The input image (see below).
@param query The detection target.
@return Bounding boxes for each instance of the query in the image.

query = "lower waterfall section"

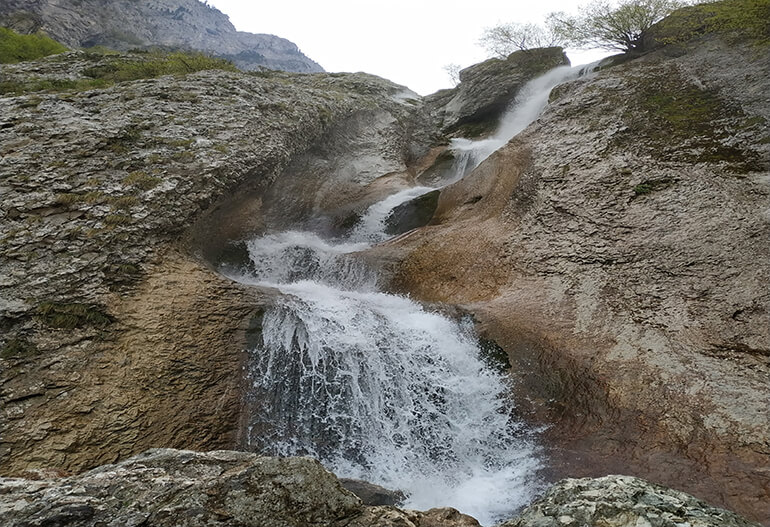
[226,188,542,525]
[246,281,541,524]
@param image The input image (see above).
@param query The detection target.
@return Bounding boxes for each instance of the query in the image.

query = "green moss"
[656,0,770,46]
[0,27,67,64]
[1,337,38,359]
[37,302,113,329]
[623,65,762,172]
[124,171,161,190]
[633,177,674,196]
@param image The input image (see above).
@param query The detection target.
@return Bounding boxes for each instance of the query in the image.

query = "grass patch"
[0,77,110,96]
[81,51,237,83]
[37,302,113,329]
[633,177,674,196]
[108,195,139,210]
[1,337,38,360]
[104,213,132,226]
[656,0,770,46]
[0,27,67,64]
[124,171,161,191]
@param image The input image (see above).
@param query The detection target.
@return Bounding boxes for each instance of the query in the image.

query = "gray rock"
[0,449,479,527]
[340,478,406,506]
[0,0,323,73]
[502,475,762,527]
[425,47,569,135]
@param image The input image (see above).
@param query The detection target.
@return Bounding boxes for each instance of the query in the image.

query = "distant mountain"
[0,0,323,73]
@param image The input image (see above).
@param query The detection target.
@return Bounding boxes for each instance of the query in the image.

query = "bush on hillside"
[0,27,68,63]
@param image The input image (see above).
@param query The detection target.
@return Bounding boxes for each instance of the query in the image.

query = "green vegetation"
[124,170,161,190]
[1,337,38,360]
[656,0,770,45]
[0,77,109,96]
[81,51,237,83]
[547,0,686,52]
[633,177,674,195]
[0,27,67,64]
[1,47,237,95]
[37,302,113,329]
[108,195,139,210]
[623,65,763,171]
[104,213,132,226]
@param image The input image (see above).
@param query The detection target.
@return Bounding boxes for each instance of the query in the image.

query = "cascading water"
[448,62,598,180]
[223,64,592,525]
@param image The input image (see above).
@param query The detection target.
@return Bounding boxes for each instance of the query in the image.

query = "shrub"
[82,51,237,83]
[0,27,68,64]
[37,302,113,329]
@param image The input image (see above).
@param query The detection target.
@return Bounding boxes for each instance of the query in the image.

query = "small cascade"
[448,62,598,179]
[224,63,589,525]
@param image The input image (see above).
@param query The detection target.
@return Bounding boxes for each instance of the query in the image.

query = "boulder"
[0,449,479,527]
[502,475,762,527]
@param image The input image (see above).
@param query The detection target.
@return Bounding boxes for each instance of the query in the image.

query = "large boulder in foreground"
[0,450,759,527]
[502,475,762,527]
[0,448,479,527]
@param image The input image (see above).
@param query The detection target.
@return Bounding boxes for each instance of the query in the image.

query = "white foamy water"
[348,185,435,244]
[449,63,597,179]
[226,64,587,525]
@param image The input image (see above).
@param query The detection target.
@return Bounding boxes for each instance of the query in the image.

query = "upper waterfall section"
[425,47,570,138]
[0,0,323,73]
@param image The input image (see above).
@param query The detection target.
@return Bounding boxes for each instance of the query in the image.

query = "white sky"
[207,1,610,95]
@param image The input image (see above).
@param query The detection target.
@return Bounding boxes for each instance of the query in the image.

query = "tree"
[547,0,689,52]
[478,22,565,58]
[443,63,462,86]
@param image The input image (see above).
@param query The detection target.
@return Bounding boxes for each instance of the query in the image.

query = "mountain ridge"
[0,0,324,73]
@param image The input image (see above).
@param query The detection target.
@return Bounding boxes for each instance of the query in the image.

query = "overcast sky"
[207,1,610,95]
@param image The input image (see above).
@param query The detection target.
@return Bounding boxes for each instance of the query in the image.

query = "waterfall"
[448,62,598,179]
[222,64,584,525]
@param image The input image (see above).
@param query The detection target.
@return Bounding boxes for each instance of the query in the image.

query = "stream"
[222,62,595,526]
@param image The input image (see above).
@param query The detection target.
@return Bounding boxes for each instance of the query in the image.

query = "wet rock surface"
[383,34,770,524]
[426,47,569,136]
[0,448,479,527]
[0,53,435,474]
[0,0,322,72]
[502,475,762,527]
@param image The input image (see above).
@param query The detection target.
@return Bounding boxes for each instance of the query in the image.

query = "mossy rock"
[647,0,770,48]
[619,64,764,172]
[36,302,113,330]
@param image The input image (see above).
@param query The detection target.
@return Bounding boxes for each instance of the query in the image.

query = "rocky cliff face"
[0,2,768,526]
[380,19,770,527]
[0,0,323,72]
[0,50,427,474]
